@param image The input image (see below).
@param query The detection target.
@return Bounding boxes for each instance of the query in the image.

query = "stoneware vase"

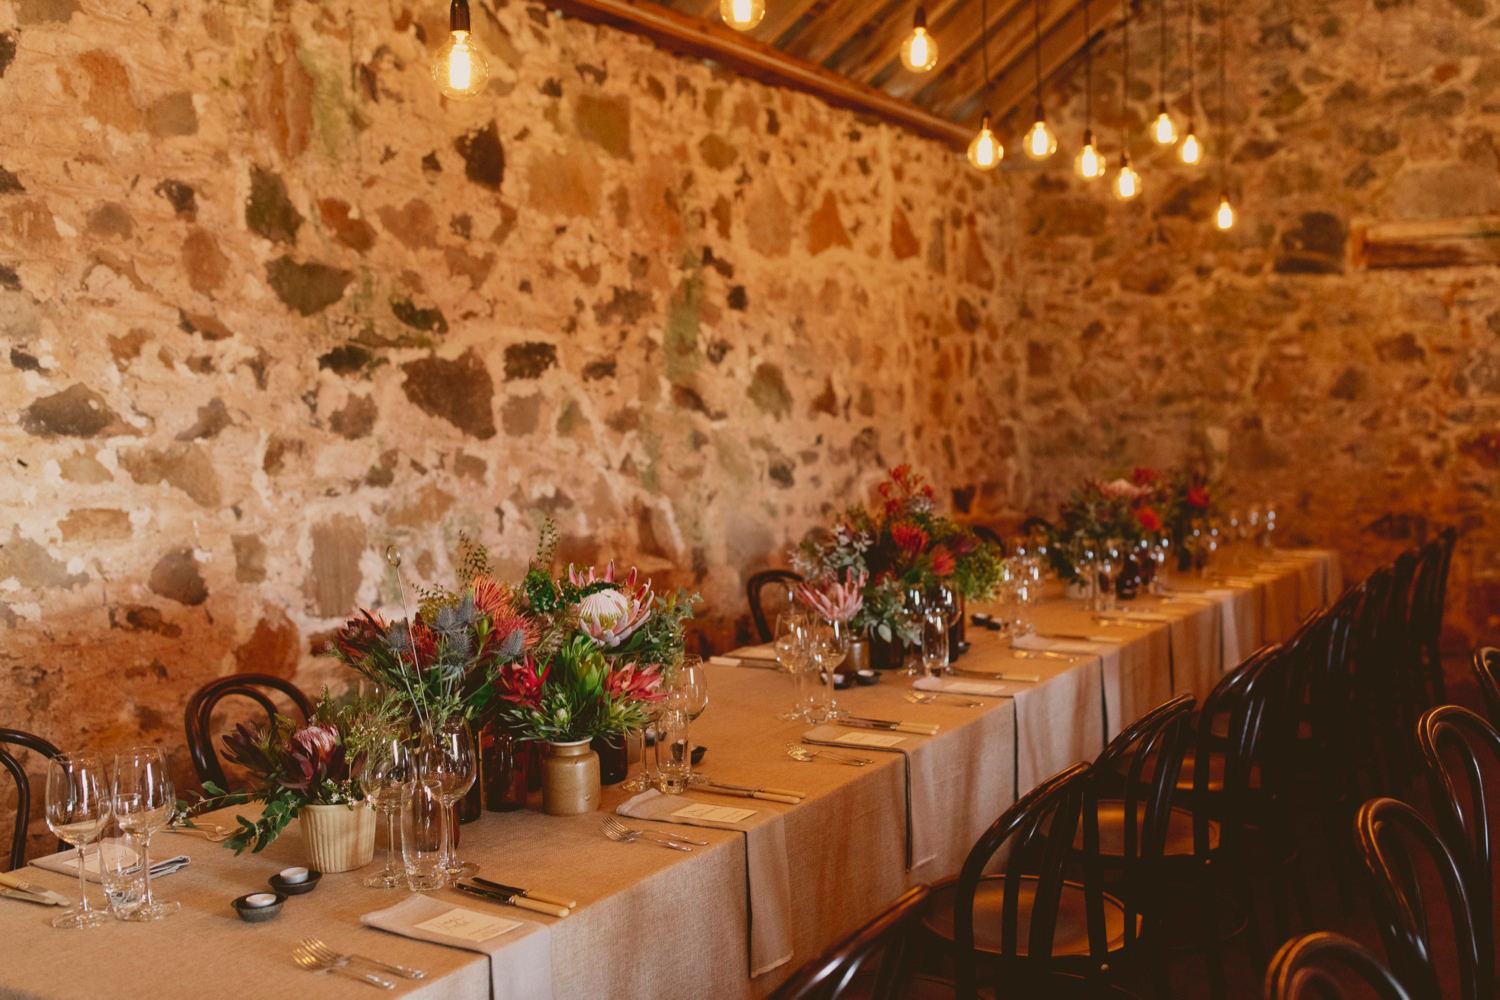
[300,801,376,873]
[846,636,871,673]
[541,740,601,816]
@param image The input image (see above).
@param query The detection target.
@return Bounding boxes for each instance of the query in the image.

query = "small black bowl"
[232,892,286,923]
[831,672,854,690]
[690,744,707,766]
[269,870,322,896]
[854,669,880,686]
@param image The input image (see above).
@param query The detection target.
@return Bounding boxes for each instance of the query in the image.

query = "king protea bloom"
[569,562,653,647]
[279,724,345,790]
[797,569,867,623]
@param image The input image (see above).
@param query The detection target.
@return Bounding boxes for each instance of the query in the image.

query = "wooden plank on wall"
[1352,216,1500,270]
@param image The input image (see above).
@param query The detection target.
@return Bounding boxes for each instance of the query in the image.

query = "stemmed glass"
[1149,536,1172,595]
[1095,540,1121,612]
[774,612,813,721]
[110,747,179,921]
[359,735,413,889]
[809,619,850,721]
[899,589,926,676]
[670,654,709,722]
[420,720,477,877]
[45,751,111,929]
[620,707,661,793]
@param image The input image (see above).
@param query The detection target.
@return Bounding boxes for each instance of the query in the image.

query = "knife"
[453,882,571,918]
[1,887,64,906]
[843,717,939,736]
[707,656,780,670]
[948,667,1041,683]
[0,872,69,905]
[471,877,577,910]
[1032,632,1120,644]
[700,783,803,805]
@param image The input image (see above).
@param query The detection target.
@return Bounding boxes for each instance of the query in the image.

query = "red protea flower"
[892,522,930,556]
[495,656,550,706]
[1132,466,1160,488]
[1186,487,1210,509]
[1136,507,1163,533]
[470,575,517,618]
[606,661,666,702]
[333,610,387,661]
[952,532,977,556]
[469,575,539,662]
[928,544,956,578]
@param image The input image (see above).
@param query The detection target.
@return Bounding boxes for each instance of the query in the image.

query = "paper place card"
[673,803,756,824]
[414,907,522,942]
[836,732,906,748]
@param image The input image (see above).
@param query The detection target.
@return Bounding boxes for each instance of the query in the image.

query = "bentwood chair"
[1354,797,1486,1000]
[770,885,933,1000]
[184,674,312,790]
[1264,932,1413,1000]
[1,727,62,871]
[970,525,1006,555]
[1472,648,1500,728]
[920,763,1136,999]
[1415,706,1498,987]
[1409,532,1456,705]
[747,568,804,643]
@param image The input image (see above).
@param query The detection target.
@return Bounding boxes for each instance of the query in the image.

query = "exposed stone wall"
[1008,0,1500,646]
[0,0,1021,791]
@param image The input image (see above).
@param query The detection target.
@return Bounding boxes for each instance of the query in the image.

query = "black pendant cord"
[1032,0,1043,116]
[1083,0,1092,131]
[1121,1,1130,153]
[1158,0,1168,103]
[451,0,471,32]
[1186,0,1195,122]
[980,0,991,117]
[1218,0,1228,187]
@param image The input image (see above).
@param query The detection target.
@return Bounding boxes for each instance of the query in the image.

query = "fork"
[601,817,694,851]
[301,938,426,981]
[785,743,872,766]
[603,815,708,846]
[291,943,394,989]
[168,822,234,842]
[905,692,983,708]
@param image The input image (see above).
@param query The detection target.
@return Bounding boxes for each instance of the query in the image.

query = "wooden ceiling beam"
[879,0,1036,102]
[780,0,900,63]
[831,0,965,85]
[552,0,973,146]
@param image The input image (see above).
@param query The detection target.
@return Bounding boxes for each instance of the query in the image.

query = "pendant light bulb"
[900,7,939,72]
[1075,130,1106,180]
[1151,103,1177,145]
[1215,193,1235,230]
[433,1,489,100]
[967,113,1003,171]
[1024,112,1057,160]
[1179,127,1202,165]
[720,0,766,31]
[1114,156,1142,200]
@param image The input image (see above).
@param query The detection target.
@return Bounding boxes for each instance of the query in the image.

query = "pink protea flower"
[606,660,666,702]
[1098,478,1152,500]
[568,562,653,648]
[797,569,867,623]
[280,724,344,790]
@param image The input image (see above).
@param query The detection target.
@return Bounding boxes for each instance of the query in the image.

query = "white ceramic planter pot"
[299,801,377,873]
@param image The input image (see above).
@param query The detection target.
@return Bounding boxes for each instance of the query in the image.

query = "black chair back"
[746,569,803,643]
[0,728,62,872]
[1415,705,1498,986]
[1354,797,1484,1000]
[951,762,1095,997]
[971,524,1007,555]
[1265,932,1413,1000]
[1410,537,1451,703]
[1472,648,1500,728]
[770,885,930,1000]
[184,674,312,790]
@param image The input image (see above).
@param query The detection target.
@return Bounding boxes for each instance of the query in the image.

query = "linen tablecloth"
[363,894,553,1000]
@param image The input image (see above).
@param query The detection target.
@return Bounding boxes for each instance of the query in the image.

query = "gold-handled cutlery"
[453,881,573,916]
[785,743,871,766]
[602,816,708,846]
[291,942,394,989]
[0,872,68,905]
[1006,648,1080,662]
[471,877,576,911]
[600,816,695,852]
[300,938,426,981]
[948,667,1041,683]
[905,692,984,707]
[698,780,804,804]
[841,716,939,736]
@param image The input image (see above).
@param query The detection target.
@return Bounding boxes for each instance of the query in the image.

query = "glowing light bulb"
[1179,129,1202,165]
[1151,104,1177,145]
[1215,194,1235,230]
[1024,117,1057,160]
[967,114,1003,171]
[900,7,938,72]
[720,0,765,31]
[433,2,489,100]
[1075,131,1106,180]
[1114,157,1142,200]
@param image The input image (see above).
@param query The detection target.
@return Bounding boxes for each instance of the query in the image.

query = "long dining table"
[0,550,1339,1000]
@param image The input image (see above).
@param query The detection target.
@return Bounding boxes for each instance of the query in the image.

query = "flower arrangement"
[489,522,699,744]
[1043,466,1219,581]
[796,569,866,623]
[179,690,399,854]
[794,466,1006,642]
[326,535,536,730]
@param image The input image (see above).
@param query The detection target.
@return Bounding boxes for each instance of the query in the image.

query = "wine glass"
[45,751,111,929]
[420,720,477,877]
[620,705,661,794]
[670,654,709,721]
[809,619,850,720]
[774,612,812,722]
[359,735,413,889]
[900,589,926,676]
[110,747,179,921]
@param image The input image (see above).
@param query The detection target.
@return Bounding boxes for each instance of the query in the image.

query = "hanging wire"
[1158,0,1168,100]
[1032,0,1043,111]
[1218,0,1228,185]
[1186,0,1195,115]
[981,0,991,90]
[1083,0,1092,128]
[1121,0,1130,147]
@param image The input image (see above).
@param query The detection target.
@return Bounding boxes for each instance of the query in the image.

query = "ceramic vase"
[541,740,600,816]
[300,801,376,873]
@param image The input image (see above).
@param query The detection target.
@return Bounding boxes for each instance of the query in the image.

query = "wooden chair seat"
[922,875,1138,958]
[1076,800,1221,857]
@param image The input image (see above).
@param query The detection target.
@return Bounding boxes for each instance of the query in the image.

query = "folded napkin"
[618,790,793,978]
[31,844,190,884]
[913,676,1014,697]
[730,643,778,661]
[802,724,941,870]
[362,894,553,1000]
